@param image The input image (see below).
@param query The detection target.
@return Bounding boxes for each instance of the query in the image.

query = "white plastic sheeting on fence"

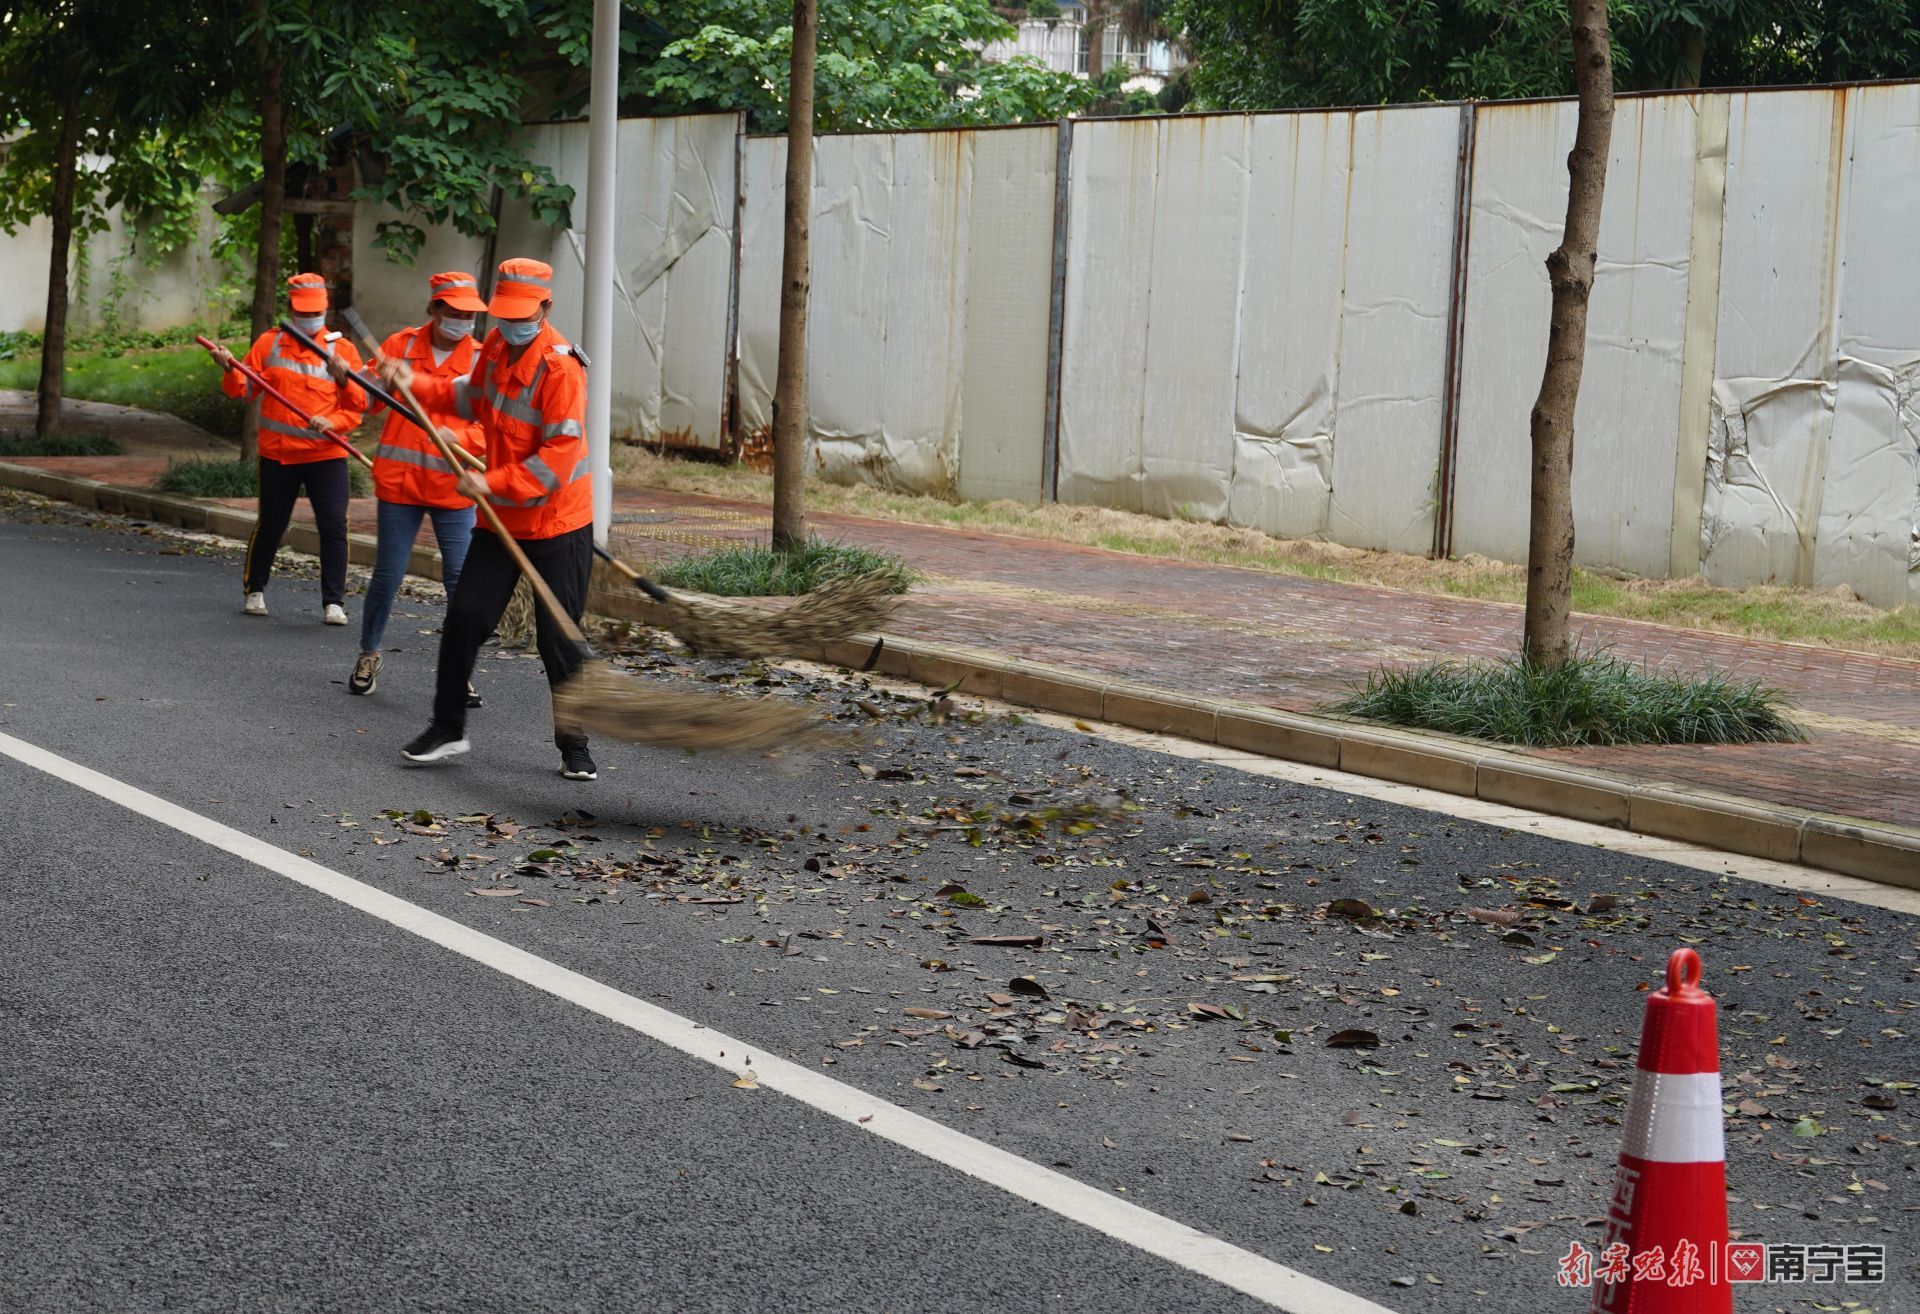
[736,126,1058,501]
[329,91,1920,605]
[492,113,737,450]
[1055,109,1460,555]
[1697,85,1920,606]
[1813,85,1920,606]
[1451,96,1700,580]
[1697,89,1842,592]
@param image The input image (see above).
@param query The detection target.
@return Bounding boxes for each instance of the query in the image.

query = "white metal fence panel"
[490,113,736,450]
[957,127,1058,503]
[1062,108,1457,551]
[1229,112,1350,539]
[1056,118,1165,512]
[1452,96,1699,579]
[1699,89,1843,591]
[738,126,1055,498]
[1325,107,1459,553]
[1816,84,1920,606]
[734,136,782,448]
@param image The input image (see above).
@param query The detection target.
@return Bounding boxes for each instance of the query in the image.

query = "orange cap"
[429,270,487,313]
[489,257,553,318]
[287,272,329,313]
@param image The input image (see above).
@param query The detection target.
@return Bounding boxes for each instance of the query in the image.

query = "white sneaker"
[324,603,348,626]
[243,592,268,617]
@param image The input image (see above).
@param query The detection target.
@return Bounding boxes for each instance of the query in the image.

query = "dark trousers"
[433,525,593,749]
[245,456,349,605]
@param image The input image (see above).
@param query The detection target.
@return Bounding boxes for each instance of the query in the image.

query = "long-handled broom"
[195,336,374,471]
[339,309,836,755]
[327,314,900,660]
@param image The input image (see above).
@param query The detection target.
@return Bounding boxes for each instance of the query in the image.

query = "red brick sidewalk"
[595,490,1920,830]
[16,452,1918,829]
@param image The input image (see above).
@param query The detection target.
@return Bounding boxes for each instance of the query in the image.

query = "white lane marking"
[784,662,1919,917]
[0,730,1392,1314]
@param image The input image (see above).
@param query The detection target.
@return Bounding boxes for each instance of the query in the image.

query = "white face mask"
[291,313,326,335]
[497,318,541,346]
[435,317,475,342]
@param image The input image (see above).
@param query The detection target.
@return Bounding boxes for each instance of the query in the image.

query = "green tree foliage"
[632,0,1117,131]
[0,4,233,263]
[1167,0,1920,110]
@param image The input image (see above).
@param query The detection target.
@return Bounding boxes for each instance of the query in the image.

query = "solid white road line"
[0,730,1394,1314]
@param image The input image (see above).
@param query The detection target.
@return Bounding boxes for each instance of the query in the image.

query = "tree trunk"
[1085,1,1108,77]
[293,211,315,273]
[1676,28,1705,88]
[243,2,287,462]
[1522,0,1613,669]
[770,0,817,553]
[35,87,84,442]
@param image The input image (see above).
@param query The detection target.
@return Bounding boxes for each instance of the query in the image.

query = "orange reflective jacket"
[413,320,591,541]
[221,328,367,464]
[368,325,483,509]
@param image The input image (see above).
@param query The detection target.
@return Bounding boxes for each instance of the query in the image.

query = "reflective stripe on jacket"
[220,329,367,465]
[412,320,590,540]
[369,326,483,509]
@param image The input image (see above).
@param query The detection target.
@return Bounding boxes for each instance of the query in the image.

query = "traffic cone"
[1590,948,1731,1313]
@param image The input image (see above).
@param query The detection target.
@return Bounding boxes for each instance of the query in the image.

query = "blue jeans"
[359,499,476,653]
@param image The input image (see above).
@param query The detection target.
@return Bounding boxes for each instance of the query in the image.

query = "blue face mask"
[497,318,542,347]
[435,317,475,342]
[291,313,326,335]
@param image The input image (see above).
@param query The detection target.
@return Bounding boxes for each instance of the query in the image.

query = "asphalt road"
[1,490,1914,1314]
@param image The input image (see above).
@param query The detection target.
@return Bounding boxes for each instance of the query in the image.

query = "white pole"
[583,0,618,547]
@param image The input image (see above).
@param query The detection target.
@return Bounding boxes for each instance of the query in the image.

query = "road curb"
[6,461,1916,890]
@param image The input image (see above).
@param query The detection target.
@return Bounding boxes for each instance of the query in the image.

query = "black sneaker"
[559,746,597,781]
[402,724,470,765]
[465,680,483,708]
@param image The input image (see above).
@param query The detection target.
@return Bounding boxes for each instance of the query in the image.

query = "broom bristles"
[553,661,844,754]
[612,562,901,659]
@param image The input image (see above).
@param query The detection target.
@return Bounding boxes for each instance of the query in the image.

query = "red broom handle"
[196,336,373,471]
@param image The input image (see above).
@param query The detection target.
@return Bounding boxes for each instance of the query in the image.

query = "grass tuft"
[0,428,124,457]
[654,537,919,597]
[156,455,372,499]
[155,456,259,498]
[1324,650,1808,748]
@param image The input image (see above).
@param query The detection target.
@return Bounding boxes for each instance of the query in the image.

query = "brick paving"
[18,453,1918,829]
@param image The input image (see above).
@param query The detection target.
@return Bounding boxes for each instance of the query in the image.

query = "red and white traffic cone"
[1590,948,1731,1312]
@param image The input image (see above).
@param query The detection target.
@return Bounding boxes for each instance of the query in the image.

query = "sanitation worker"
[377,257,598,782]
[209,272,366,623]
[347,271,489,702]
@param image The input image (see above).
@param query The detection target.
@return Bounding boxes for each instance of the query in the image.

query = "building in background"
[981,3,1186,95]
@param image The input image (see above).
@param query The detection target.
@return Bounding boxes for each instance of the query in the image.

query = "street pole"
[583,0,618,548]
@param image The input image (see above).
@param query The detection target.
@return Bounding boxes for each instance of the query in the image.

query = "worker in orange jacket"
[347,271,490,700]
[377,258,599,781]
[210,272,367,623]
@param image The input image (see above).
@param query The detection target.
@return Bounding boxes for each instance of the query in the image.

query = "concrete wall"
[0,186,227,334]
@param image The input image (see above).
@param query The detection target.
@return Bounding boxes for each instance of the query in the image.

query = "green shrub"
[0,429,124,457]
[157,455,373,499]
[1324,649,1807,748]
[156,456,258,497]
[655,537,919,597]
